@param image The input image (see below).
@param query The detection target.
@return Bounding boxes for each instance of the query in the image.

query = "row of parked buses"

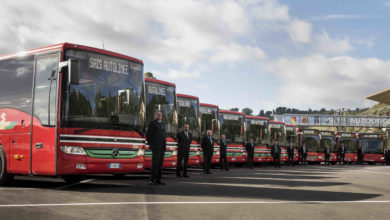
[0,43,387,185]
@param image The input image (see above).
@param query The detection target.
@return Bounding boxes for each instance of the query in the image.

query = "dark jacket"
[324,148,331,156]
[220,139,227,155]
[245,142,255,155]
[201,135,214,156]
[146,120,167,151]
[177,130,192,151]
[339,146,345,155]
[287,145,294,156]
[271,144,281,156]
[358,147,365,156]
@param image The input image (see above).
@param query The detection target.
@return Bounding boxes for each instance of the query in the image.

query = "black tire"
[62,175,84,184]
[0,146,14,186]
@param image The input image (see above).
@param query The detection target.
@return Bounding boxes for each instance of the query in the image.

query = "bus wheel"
[0,146,14,186]
[62,175,84,184]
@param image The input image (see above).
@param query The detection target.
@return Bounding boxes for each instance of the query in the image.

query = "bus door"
[31,54,60,175]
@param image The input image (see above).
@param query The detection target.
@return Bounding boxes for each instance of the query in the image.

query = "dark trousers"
[339,154,345,165]
[358,155,364,165]
[247,152,254,168]
[288,154,294,166]
[176,148,189,176]
[151,149,165,182]
[203,153,212,173]
[273,153,281,168]
[301,153,307,165]
[220,153,229,170]
[324,155,330,165]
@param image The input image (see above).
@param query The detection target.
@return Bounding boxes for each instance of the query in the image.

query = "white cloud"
[210,43,266,63]
[386,0,390,7]
[312,14,365,21]
[156,69,200,80]
[250,0,290,22]
[270,55,390,109]
[286,19,312,43]
[314,31,354,55]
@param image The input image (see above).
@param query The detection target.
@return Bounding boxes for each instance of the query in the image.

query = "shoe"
[278,166,281,168]
[149,181,157,185]
[176,174,181,178]
[183,175,190,178]
[206,172,212,174]
[156,181,166,185]
[225,169,229,171]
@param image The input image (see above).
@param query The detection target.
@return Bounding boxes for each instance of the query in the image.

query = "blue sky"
[1,0,390,114]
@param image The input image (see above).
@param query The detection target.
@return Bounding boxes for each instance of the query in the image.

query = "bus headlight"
[216,151,220,155]
[60,146,87,155]
[243,151,247,156]
[380,157,384,160]
[172,150,177,156]
[196,151,201,156]
[137,149,145,156]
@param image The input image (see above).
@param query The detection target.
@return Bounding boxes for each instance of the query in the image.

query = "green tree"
[241,108,253,116]
[144,72,156,79]
[230,108,239,112]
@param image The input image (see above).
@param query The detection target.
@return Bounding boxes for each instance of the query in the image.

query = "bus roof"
[0,42,143,64]
[219,110,245,115]
[269,120,285,124]
[245,116,269,120]
[177,93,199,100]
[145,77,176,87]
[200,103,219,108]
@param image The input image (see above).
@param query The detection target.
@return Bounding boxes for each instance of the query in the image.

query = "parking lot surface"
[1,164,390,220]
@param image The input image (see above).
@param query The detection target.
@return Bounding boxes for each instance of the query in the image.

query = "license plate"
[109,163,121,168]
[231,158,236,161]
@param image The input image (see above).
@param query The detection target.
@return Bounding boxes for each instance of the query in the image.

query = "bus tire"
[0,146,14,186]
[62,175,84,184]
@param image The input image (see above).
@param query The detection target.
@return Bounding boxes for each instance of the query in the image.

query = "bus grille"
[85,148,138,159]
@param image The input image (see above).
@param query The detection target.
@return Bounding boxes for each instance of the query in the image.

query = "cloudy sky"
[1,0,390,114]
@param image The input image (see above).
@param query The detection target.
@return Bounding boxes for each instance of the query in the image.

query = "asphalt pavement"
[1,164,390,220]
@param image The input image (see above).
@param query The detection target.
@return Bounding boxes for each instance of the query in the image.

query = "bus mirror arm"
[59,59,80,85]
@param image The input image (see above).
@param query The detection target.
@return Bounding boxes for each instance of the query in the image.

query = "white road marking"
[359,171,390,175]
[1,200,390,207]
[56,179,94,190]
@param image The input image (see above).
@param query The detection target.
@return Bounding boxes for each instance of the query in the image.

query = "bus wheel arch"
[0,145,14,186]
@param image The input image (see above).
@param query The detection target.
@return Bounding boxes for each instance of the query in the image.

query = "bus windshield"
[220,113,243,144]
[177,97,200,140]
[145,81,177,138]
[303,135,319,152]
[359,139,383,154]
[286,127,297,145]
[245,119,268,144]
[269,124,284,143]
[61,49,144,132]
[320,137,336,152]
[341,138,356,153]
[200,106,220,140]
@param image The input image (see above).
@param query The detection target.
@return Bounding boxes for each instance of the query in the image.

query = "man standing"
[358,146,365,165]
[245,138,255,169]
[176,124,192,177]
[386,148,390,166]
[271,141,281,168]
[287,142,294,166]
[220,134,229,171]
[339,142,346,165]
[324,145,331,165]
[146,111,167,185]
[301,143,307,166]
[201,130,214,174]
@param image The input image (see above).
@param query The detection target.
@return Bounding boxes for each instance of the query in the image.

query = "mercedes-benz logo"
[112,148,119,157]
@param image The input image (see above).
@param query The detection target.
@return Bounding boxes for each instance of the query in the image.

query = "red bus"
[268,121,286,162]
[177,94,201,166]
[244,116,270,163]
[144,78,178,169]
[0,43,145,185]
[219,110,246,164]
[335,131,358,163]
[358,133,386,164]
[319,130,337,164]
[200,103,220,164]
[298,129,320,164]
[285,124,299,162]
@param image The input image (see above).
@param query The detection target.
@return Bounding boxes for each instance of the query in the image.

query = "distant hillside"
[361,103,390,116]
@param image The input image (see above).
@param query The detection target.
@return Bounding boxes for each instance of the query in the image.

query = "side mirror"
[59,59,80,85]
